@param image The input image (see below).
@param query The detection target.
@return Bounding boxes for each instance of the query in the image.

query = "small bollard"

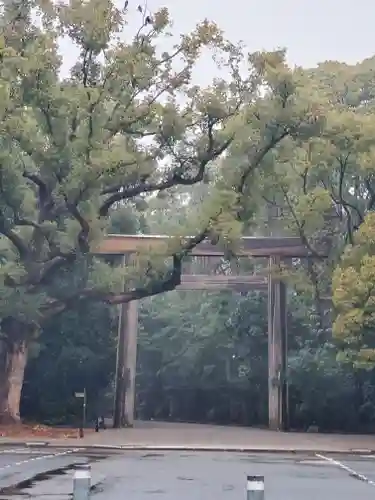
[73,464,91,500]
[247,475,264,500]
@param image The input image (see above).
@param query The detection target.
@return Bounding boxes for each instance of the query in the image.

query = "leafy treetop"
[0,0,321,328]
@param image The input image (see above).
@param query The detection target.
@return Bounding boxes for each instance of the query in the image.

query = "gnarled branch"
[0,212,29,260]
[99,129,234,216]
[41,228,209,317]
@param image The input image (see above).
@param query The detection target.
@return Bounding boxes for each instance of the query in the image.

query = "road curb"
[78,444,375,456]
[0,441,374,455]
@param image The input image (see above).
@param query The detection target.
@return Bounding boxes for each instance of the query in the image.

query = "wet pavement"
[91,451,375,500]
[0,447,90,498]
[4,449,375,499]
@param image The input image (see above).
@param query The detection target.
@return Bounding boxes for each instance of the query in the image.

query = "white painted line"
[0,448,30,454]
[0,449,47,456]
[25,441,49,447]
[316,454,375,487]
[299,460,335,465]
[0,448,83,473]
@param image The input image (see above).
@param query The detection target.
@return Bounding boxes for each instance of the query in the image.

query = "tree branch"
[65,200,91,254]
[22,170,54,224]
[236,130,289,195]
[41,229,210,317]
[99,129,234,217]
[38,253,76,284]
[280,184,324,259]
[0,216,29,260]
[366,177,375,212]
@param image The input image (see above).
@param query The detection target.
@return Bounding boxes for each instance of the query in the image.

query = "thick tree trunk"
[0,320,30,425]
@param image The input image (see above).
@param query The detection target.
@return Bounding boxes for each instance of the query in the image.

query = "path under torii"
[95,234,314,431]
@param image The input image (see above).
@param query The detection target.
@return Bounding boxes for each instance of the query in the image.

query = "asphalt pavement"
[3,449,375,499]
[0,446,89,498]
[91,451,375,500]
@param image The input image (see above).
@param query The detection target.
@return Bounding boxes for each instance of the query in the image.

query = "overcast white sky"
[58,0,374,82]
[150,0,374,67]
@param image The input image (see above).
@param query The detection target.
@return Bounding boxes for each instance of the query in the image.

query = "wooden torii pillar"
[113,299,138,428]
[268,256,288,431]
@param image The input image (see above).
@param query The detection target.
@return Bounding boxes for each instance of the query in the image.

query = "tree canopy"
[0,0,320,319]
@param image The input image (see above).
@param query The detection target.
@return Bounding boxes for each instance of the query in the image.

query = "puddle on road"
[0,454,107,497]
[0,467,68,498]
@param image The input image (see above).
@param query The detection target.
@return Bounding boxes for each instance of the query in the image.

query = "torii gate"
[96,235,312,431]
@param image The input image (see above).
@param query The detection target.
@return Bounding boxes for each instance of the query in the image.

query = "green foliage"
[297,57,375,363]
[23,275,375,431]
[22,300,117,424]
[136,290,269,424]
[0,0,318,338]
[230,55,375,362]
[332,213,375,366]
[288,345,362,431]
[134,289,375,431]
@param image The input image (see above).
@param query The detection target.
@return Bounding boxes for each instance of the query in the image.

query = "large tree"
[232,56,375,345]
[287,59,375,362]
[0,0,319,423]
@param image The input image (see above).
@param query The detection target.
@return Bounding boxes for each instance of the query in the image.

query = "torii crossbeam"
[96,234,309,257]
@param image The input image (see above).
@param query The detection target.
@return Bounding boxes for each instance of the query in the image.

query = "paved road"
[0,447,87,497]
[92,451,375,500]
[12,450,375,499]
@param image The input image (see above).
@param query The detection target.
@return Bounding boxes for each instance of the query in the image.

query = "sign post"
[75,389,86,439]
